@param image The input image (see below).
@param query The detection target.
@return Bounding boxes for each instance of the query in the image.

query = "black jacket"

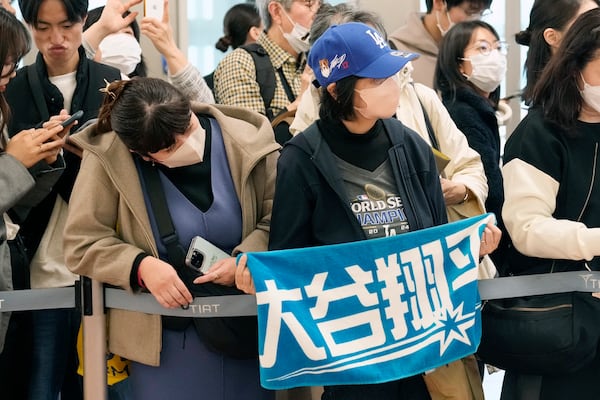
[442,87,503,222]
[4,48,120,257]
[269,118,447,251]
[442,87,508,267]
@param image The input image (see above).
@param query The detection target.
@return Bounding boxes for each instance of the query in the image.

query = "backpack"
[239,43,295,145]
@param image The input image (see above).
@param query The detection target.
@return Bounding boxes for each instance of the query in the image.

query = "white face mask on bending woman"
[159,125,206,168]
[99,32,142,75]
[461,49,507,93]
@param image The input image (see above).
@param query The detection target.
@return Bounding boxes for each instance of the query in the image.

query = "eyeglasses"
[468,40,508,56]
[293,0,321,11]
[0,61,18,79]
[458,5,493,18]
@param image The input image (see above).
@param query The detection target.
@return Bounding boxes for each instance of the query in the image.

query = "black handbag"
[139,162,258,359]
[478,291,600,375]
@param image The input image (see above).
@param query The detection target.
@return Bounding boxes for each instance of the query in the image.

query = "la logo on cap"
[366,29,387,49]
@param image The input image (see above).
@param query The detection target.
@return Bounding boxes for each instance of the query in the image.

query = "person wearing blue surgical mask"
[389,0,493,88]
[435,20,508,269]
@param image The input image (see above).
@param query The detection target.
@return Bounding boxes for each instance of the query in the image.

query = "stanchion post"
[81,277,107,400]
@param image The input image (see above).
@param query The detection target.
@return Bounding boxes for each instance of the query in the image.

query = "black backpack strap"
[276,68,296,103]
[240,43,276,120]
[137,162,187,270]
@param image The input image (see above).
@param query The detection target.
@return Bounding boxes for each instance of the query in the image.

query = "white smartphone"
[144,0,164,20]
[185,236,230,275]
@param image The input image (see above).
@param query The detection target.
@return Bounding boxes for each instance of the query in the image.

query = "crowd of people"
[0,0,599,399]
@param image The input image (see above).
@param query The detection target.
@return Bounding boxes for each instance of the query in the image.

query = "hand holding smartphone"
[185,236,230,275]
[60,110,84,128]
[34,110,83,129]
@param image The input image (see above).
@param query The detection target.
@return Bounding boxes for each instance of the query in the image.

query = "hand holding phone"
[185,236,229,275]
[34,110,84,129]
[60,110,84,128]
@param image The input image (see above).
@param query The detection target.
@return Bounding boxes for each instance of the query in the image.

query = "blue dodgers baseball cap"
[308,22,419,88]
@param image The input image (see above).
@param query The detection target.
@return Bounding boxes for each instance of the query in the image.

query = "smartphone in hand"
[185,236,229,275]
[60,110,84,128]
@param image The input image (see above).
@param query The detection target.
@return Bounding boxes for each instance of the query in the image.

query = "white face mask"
[435,6,455,36]
[462,49,507,93]
[159,124,206,168]
[98,32,142,75]
[580,74,600,113]
[280,11,310,53]
[354,76,401,120]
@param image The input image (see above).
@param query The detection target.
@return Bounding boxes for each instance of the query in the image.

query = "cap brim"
[356,51,419,80]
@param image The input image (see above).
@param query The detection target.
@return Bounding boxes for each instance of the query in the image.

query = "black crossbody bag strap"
[138,162,186,270]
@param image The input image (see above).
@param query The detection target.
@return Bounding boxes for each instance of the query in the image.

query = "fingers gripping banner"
[244,214,494,389]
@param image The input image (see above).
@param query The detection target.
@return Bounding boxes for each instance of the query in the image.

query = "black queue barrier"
[2,270,600,398]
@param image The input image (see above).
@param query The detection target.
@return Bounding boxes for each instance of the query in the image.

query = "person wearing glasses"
[0,7,71,398]
[389,0,493,88]
[435,20,508,269]
[213,0,318,122]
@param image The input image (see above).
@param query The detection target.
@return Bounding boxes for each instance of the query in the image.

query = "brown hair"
[0,7,30,149]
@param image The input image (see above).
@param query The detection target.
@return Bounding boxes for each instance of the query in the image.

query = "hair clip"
[99,79,116,100]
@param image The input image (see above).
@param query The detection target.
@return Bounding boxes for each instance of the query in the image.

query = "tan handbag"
[422,355,484,400]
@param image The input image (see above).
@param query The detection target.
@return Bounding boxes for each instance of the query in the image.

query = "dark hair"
[435,20,501,106]
[96,78,191,154]
[516,0,599,104]
[83,6,147,77]
[0,6,30,146]
[319,75,359,121]
[531,8,600,134]
[19,0,88,26]
[424,0,492,13]
[215,3,261,52]
[309,3,386,45]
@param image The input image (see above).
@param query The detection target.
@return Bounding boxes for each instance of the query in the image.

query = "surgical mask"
[159,125,206,168]
[280,11,310,53]
[461,49,507,93]
[580,74,600,113]
[354,76,401,120]
[98,32,142,75]
[435,4,455,36]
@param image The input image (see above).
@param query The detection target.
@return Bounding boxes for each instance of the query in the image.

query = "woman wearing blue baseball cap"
[236,22,501,399]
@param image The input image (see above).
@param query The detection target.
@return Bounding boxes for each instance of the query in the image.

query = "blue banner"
[245,214,493,389]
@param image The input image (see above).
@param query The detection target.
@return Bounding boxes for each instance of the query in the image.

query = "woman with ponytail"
[517,0,598,105]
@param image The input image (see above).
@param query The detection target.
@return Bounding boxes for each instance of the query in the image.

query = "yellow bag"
[76,324,130,385]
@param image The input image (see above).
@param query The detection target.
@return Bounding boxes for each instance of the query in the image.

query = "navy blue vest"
[139,118,242,260]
